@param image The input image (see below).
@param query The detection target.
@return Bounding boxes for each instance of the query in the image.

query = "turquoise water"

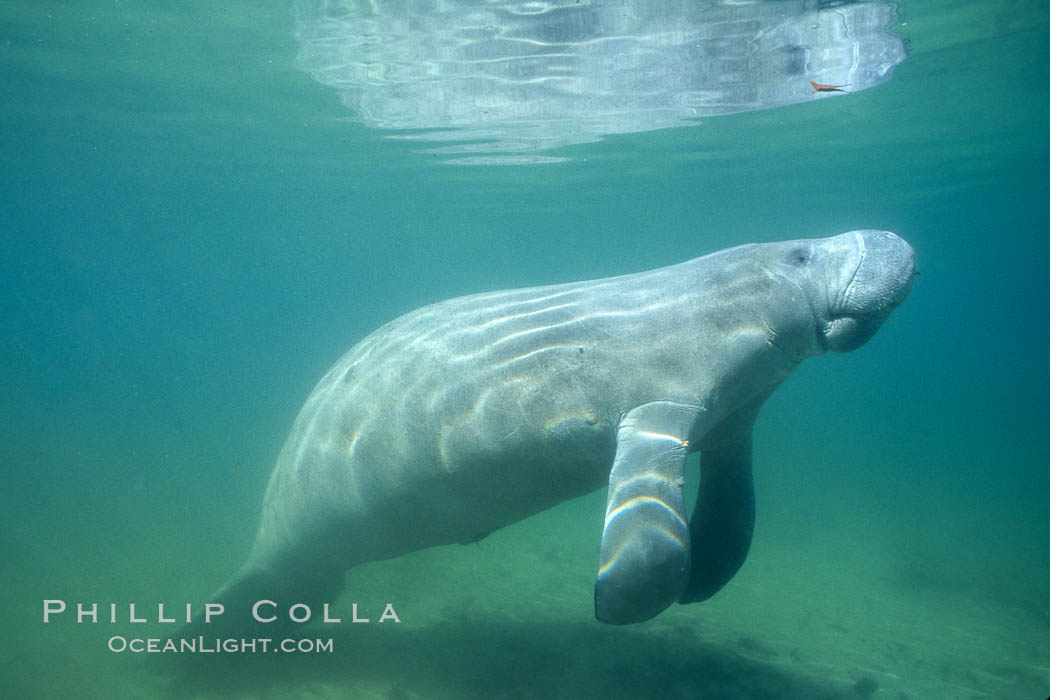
[2,1,1048,698]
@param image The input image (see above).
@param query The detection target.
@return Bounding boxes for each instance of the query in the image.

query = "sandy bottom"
[6,484,1047,700]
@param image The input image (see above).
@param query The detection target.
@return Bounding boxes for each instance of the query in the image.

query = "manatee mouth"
[822,230,916,353]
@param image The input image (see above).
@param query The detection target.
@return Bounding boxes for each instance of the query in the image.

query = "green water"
[2,1,1048,698]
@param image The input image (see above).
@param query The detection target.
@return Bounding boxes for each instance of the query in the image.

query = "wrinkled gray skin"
[208,230,915,627]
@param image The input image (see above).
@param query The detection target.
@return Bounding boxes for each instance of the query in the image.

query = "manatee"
[203,230,915,627]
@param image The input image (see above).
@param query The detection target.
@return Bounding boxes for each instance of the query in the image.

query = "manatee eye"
[789,247,810,266]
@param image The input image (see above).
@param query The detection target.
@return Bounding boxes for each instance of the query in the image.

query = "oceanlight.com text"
[107,636,335,654]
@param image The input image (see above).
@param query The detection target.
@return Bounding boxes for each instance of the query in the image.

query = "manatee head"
[805,230,917,353]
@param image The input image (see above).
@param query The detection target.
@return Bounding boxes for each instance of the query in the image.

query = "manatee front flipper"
[679,399,761,604]
[595,401,700,625]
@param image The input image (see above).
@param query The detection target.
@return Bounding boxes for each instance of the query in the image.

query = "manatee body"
[211,230,915,626]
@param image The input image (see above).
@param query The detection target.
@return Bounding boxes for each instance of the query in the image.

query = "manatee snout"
[822,230,916,353]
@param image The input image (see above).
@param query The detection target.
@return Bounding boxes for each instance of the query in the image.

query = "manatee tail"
[176,557,347,640]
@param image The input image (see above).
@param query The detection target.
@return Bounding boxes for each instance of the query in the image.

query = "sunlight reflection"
[293,0,906,163]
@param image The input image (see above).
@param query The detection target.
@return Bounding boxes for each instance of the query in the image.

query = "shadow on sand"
[153,616,855,699]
